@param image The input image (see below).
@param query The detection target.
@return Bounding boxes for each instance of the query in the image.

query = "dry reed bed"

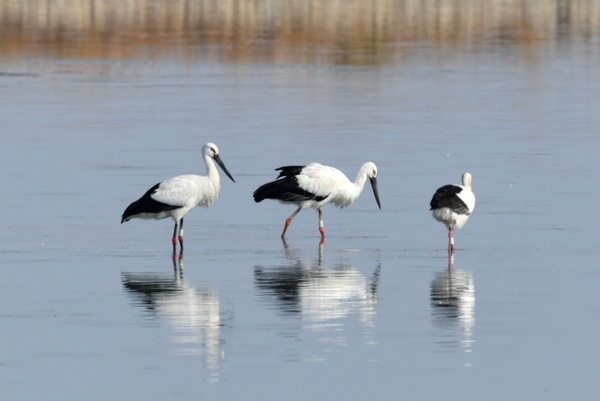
[1,0,598,64]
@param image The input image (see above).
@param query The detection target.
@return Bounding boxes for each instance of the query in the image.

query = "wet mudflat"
[1,4,600,400]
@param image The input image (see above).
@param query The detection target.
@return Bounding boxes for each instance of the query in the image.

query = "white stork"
[253,162,381,239]
[121,142,235,254]
[429,172,476,252]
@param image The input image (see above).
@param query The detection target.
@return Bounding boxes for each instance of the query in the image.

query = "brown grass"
[0,0,598,65]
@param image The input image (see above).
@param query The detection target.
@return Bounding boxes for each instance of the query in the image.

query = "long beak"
[214,154,235,183]
[370,176,381,209]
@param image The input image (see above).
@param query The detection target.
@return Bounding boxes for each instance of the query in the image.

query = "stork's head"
[462,172,472,188]
[203,142,219,158]
[363,162,381,210]
[364,162,378,179]
[203,142,235,183]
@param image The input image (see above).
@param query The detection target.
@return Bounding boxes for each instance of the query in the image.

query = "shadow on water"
[121,259,223,381]
[254,239,380,332]
[430,253,475,353]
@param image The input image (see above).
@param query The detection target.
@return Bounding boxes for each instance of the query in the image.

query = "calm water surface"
[1,5,600,400]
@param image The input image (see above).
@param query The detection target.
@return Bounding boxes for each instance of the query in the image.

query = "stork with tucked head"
[121,142,235,255]
[253,162,381,239]
[429,172,476,252]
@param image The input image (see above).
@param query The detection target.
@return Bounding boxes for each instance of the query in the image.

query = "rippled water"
[1,3,600,400]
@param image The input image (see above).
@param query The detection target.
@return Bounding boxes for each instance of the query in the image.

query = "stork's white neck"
[204,154,220,183]
[344,163,373,203]
[353,165,371,192]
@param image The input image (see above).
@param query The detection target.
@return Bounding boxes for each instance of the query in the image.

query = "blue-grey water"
[2,17,600,401]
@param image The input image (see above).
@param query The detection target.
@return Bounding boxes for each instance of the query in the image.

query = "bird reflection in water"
[255,239,380,338]
[122,261,223,381]
[430,253,475,353]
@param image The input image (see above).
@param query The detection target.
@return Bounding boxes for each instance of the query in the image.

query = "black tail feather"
[253,180,283,203]
[121,183,180,222]
[429,185,469,214]
[275,165,305,179]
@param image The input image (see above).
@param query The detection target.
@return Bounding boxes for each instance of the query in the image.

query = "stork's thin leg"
[172,222,179,254]
[281,206,302,238]
[178,218,184,252]
[448,228,455,252]
[318,208,325,238]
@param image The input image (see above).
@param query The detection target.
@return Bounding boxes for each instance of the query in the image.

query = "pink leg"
[172,223,178,254]
[448,228,455,252]
[281,207,302,238]
[178,218,184,253]
[172,219,185,254]
[318,208,325,238]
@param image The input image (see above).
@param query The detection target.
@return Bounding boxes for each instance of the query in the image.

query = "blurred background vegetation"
[1,0,598,65]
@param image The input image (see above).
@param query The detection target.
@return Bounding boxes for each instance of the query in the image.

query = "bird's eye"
[210,147,217,155]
